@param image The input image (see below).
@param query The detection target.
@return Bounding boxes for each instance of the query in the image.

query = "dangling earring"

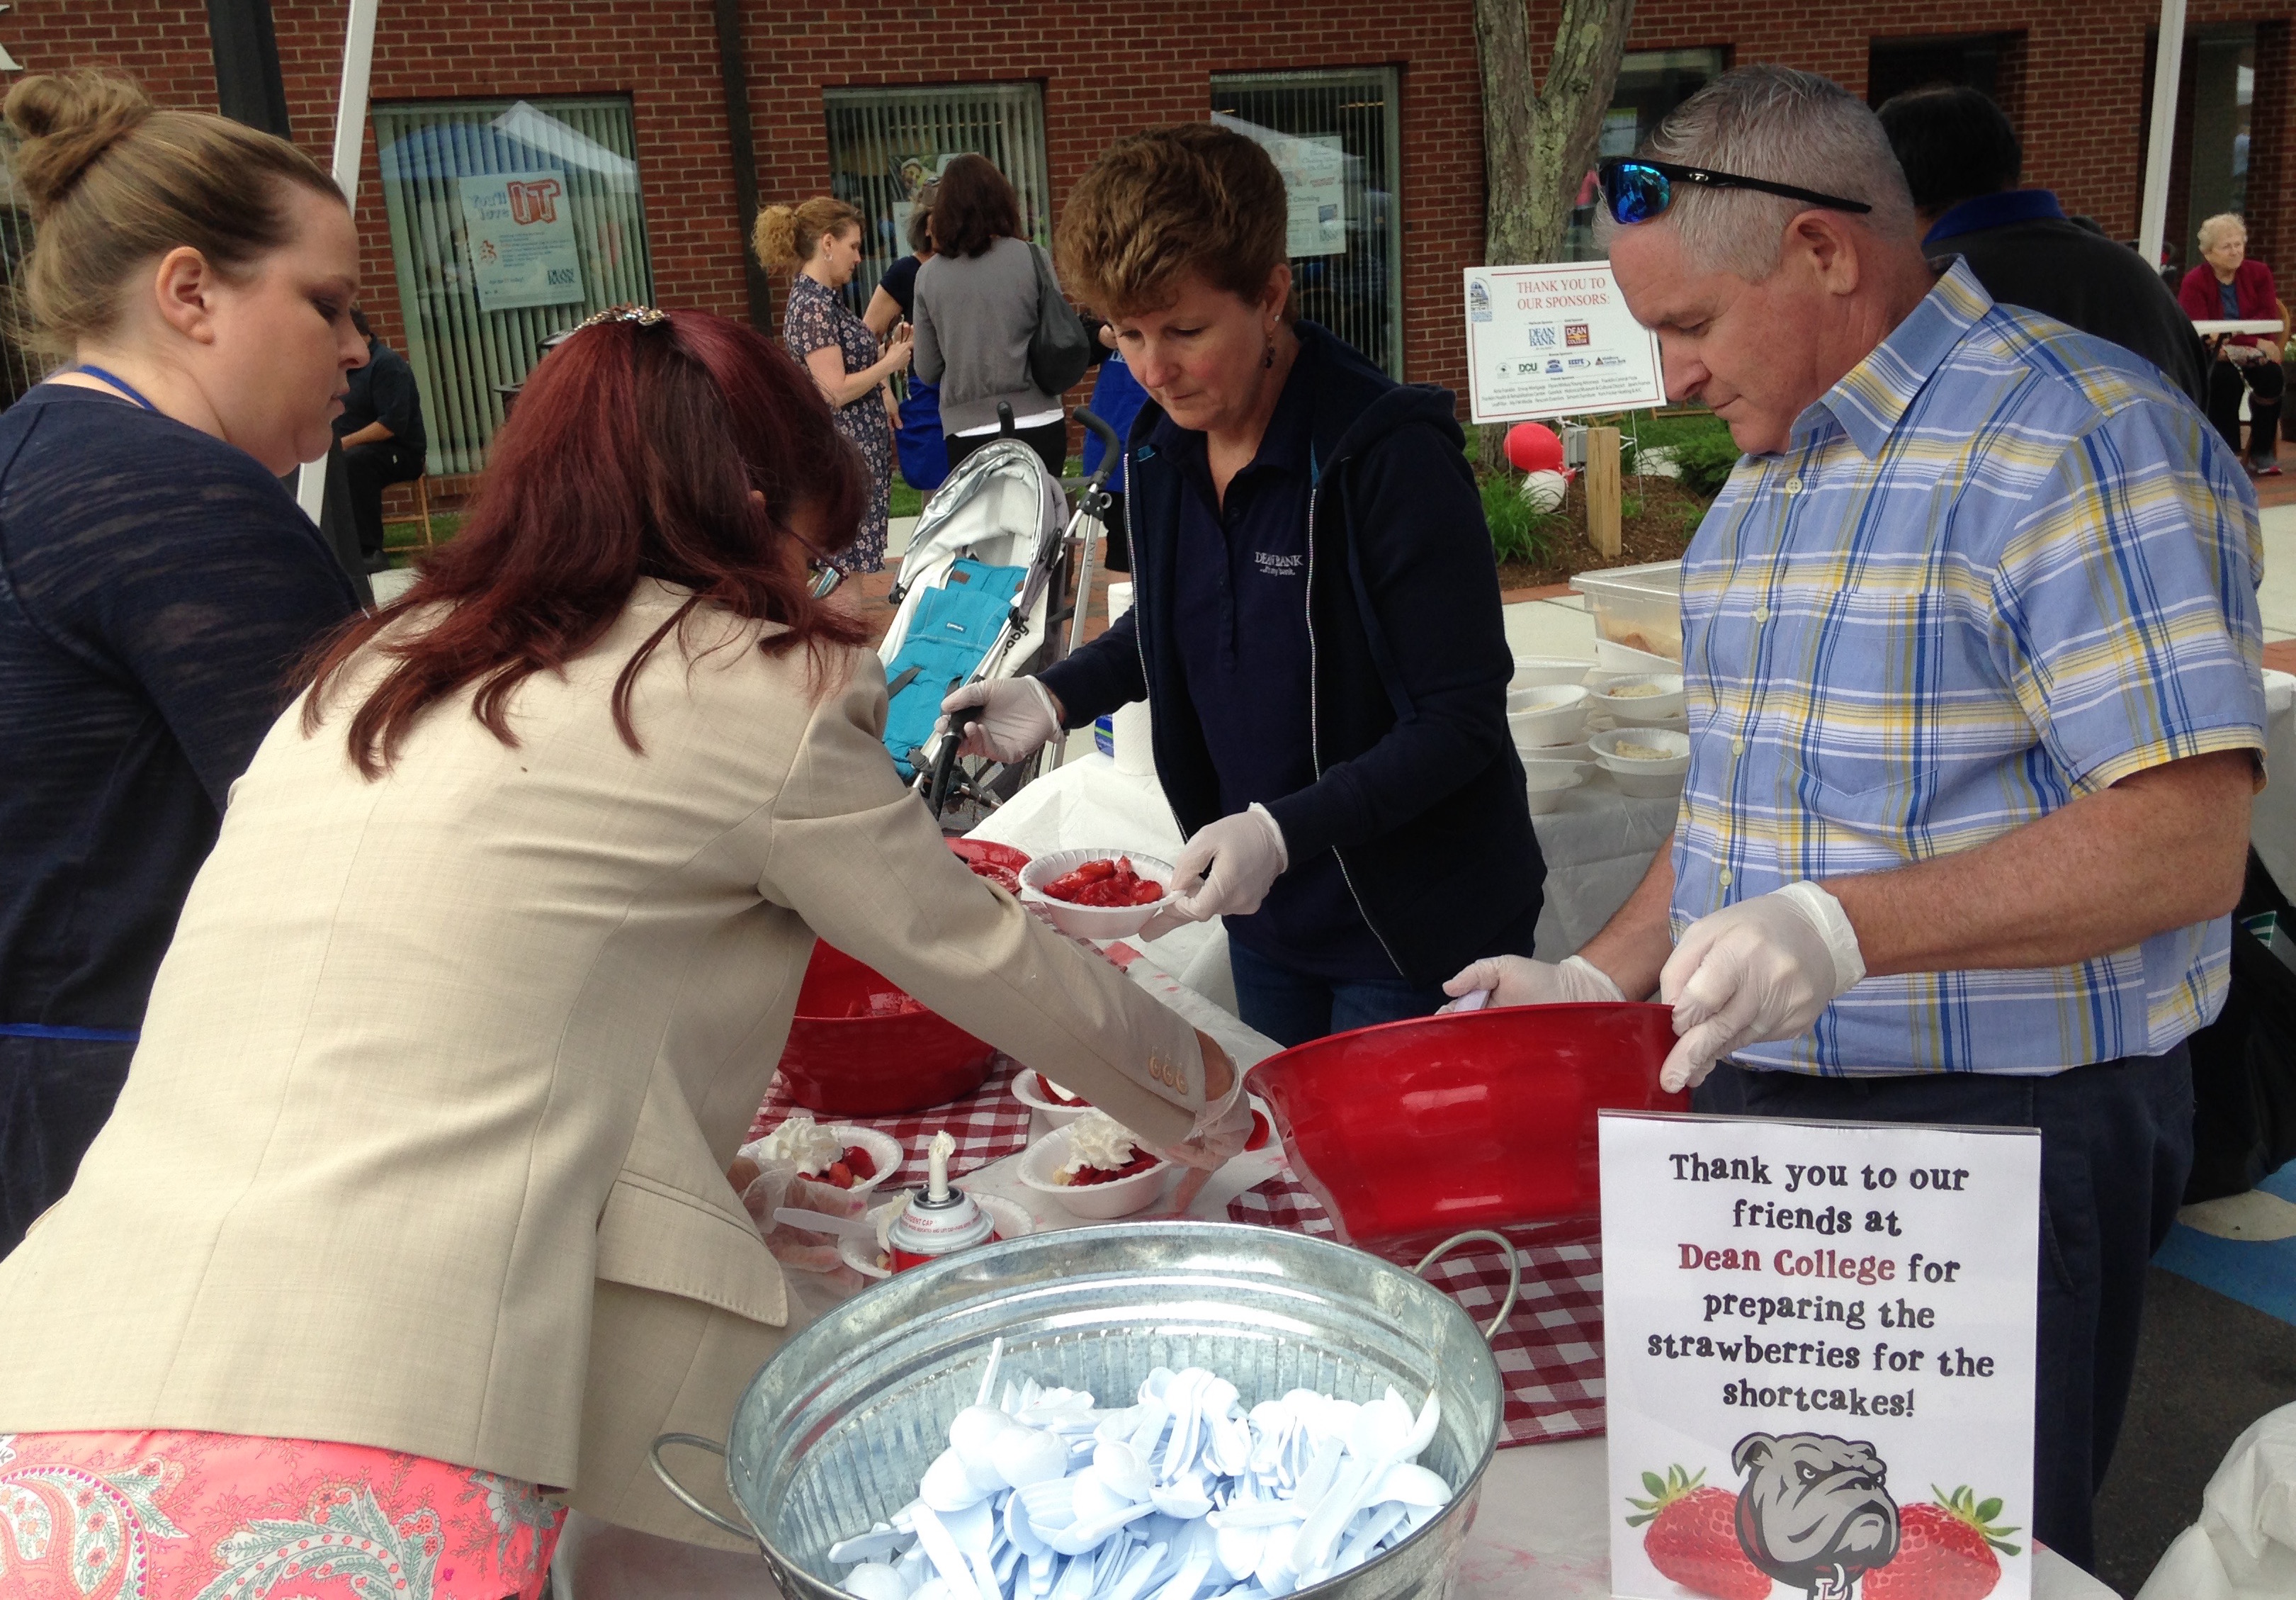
[1263,329,1276,370]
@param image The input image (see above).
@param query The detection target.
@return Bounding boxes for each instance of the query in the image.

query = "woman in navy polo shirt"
[942,124,1543,1047]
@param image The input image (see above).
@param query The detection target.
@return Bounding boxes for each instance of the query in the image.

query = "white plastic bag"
[2136,1402,2296,1599]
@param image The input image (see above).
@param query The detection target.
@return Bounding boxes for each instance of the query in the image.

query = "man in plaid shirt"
[1449,68,2264,1570]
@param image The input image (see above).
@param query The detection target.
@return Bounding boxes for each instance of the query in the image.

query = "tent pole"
[298,0,382,523]
[2138,0,2190,272]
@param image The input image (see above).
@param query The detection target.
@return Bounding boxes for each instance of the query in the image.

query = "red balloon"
[1504,422,1565,473]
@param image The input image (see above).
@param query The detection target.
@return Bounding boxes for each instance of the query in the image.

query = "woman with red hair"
[0,306,1245,1589]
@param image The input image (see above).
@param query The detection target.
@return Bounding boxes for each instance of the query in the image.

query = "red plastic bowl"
[774,942,996,1116]
[1247,1002,1687,1261]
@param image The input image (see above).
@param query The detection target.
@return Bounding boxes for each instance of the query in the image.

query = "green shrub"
[1482,474,1566,567]
[1668,431,1743,499]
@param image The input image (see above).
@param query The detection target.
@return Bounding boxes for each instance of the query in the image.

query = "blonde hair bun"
[6,72,154,220]
[752,196,861,271]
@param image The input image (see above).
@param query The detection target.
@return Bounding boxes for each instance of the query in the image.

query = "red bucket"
[774,942,997,1116]
[1247,1002,1687,1261]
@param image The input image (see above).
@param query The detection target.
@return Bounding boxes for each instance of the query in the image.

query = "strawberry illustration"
[1627,1465,1772,1599]
[1861,1485,2020,1600]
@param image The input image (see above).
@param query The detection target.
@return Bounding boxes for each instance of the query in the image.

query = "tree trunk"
[1472,0,1636,462]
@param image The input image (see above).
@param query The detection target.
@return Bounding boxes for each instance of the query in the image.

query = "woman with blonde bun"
[0,72,359,1253]
[754,195,909,572]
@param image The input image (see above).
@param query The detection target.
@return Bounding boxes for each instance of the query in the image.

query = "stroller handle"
[922,704,982,814]
[1075,407,1122,493]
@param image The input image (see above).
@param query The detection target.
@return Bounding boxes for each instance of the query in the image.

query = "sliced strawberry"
[841,1145,876,1181]
[822,1161,854,1188]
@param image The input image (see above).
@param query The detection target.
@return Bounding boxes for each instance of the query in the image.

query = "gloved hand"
[1167,805,1289,923]
[1658,882,1866,1093]
[1440,954,1623,1011]
[938,677,1061,763]
[1139,1032,1252,1172]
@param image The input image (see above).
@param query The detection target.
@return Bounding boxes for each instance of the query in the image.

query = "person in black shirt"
[1877,84,2210,407]
[337,305,428,569]
[0,71,363,1253]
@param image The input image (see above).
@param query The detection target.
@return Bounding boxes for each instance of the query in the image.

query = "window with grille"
[0,132,45,405]
[823,84,1051,319]
[1210,68,1404,378]
[371,96,654,476]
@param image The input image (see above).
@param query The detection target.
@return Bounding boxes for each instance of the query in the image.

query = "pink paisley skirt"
[0,1431,563,1600]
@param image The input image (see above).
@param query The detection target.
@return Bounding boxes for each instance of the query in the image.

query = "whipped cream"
[1613,739,1676,760]
[1603,682,1666,699]
[1056,1111,1141,1181]
[755,1113,844,1173]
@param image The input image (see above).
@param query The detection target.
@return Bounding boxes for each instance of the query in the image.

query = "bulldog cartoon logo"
[1732,1432,1900,1598]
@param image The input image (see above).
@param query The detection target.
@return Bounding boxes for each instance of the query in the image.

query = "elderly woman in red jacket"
[2180,210,2285,475]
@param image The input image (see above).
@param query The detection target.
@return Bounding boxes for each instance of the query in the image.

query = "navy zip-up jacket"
[1036,321,1543,988]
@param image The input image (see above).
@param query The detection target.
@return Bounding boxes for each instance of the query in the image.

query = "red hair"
[303,310,871,776]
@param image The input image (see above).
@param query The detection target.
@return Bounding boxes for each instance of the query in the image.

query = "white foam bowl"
[1018,848,1180,941]
[1524,770,1586,815]
[1506,684,1588,748]
[839,1192,1034,1279]
[1597,638,1681,674]
[738,1124,904,1198]
[1511,654,1594,688]
[1515,740,1595,765]
[1591,727,1692,798]
[1011,1069,1095,1129]
[1587,673,1686,722]
[1017,1122,1172,1219]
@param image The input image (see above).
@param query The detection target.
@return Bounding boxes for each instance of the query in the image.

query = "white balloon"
[1520,469,1568,514]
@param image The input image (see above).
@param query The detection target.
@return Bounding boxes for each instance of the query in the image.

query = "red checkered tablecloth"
[752,1070,1607,1446]
[1228,1171,1607,1447]
[748,1057,1034,1188]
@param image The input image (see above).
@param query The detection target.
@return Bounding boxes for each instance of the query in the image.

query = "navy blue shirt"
[1157,361,1391,979]
[0,386,359,1029]
[337,338,426,457]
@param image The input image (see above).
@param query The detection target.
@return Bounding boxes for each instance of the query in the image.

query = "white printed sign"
[459,169,585,312]
[1463,261,1665,422]
[1600,1111,2038,1600]
[1214,115,1346,257]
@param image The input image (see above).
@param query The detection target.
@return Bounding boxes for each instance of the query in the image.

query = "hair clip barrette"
[575,303,668,330]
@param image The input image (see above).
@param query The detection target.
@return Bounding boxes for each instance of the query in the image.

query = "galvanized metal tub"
[653,1219,1517,1600]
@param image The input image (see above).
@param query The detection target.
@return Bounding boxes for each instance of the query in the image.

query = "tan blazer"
[0,582,1204,1548]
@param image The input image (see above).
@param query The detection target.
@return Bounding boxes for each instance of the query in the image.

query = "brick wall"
[9,0,2292,406]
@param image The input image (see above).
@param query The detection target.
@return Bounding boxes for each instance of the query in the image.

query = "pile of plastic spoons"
[829,1339,1451,1600]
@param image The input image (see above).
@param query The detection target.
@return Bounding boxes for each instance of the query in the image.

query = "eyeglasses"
[1596,158,1873,227]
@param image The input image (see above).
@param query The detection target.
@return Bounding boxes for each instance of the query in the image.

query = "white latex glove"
[1440,954,1622,1011]
[1658,882,1866,1093]
[1167,804,1288,922]
[938,677,1061,763]
[1138,1032,1252,1173]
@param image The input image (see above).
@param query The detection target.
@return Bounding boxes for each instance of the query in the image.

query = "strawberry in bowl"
[1018,849,1182,941]
[739,1115,902,1198]
[1041,857,1165,907]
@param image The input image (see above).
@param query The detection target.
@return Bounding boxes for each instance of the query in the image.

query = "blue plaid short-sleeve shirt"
[1675,260,2266,1076]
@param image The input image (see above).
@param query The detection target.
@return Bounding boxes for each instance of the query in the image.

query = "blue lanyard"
[71,364,161,413]
[0,1022,139,1042]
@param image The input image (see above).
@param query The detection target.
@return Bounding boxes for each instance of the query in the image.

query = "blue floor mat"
[2152,1161,2296,1326]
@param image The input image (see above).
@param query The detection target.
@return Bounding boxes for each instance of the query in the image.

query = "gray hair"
[2198,212,2247,252]
[1600,65,1918,280]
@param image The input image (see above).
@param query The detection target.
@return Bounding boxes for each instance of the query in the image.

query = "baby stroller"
[881,407,1121,822]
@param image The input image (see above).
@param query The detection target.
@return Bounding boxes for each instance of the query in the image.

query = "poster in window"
[458,170,586,312]
[1213,115,1347,257]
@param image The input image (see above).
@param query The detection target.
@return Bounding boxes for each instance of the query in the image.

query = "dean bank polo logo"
[1625,1433,2021,1600]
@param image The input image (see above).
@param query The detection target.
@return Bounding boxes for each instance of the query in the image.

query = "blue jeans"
[1226,940,1451,1049]
[1695,1047,2194,1573]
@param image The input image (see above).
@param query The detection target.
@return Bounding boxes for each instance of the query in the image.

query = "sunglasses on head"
[1596,157,1874,227]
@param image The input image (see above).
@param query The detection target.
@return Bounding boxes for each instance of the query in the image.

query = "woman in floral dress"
[755,196,912,573]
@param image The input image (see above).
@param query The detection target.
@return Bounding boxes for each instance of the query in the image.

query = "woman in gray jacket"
[913,154,1068,476]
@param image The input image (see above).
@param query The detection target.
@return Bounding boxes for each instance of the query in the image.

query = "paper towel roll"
[1107,582,1155,776]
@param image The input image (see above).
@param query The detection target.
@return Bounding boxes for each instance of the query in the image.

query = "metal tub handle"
[1413,1229,1521,1341]
[648,1431,757,1541]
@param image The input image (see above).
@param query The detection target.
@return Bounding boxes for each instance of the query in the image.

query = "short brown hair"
[4,69,343,356]
[929,154,1022,259]
[752,197,863,271]
[1056,124,1289,316]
